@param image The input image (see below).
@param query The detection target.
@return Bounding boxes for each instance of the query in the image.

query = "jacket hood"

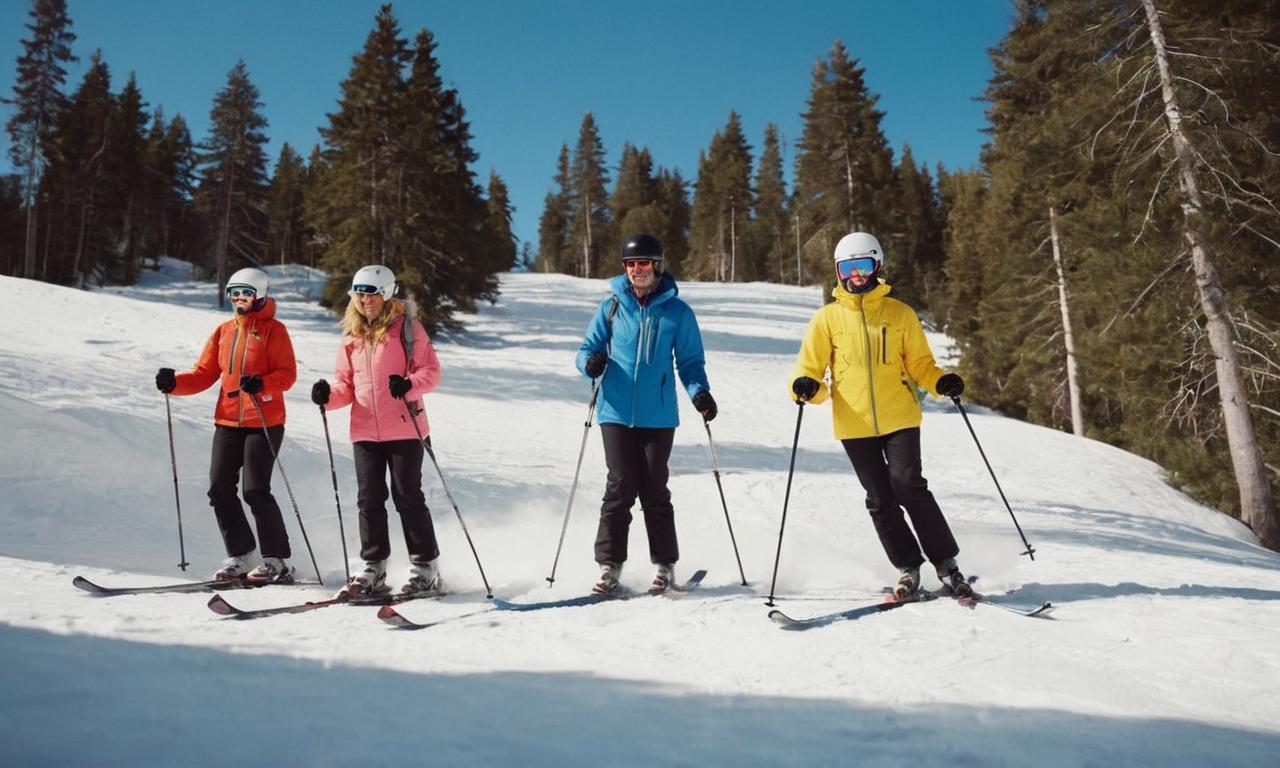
[239,296,278,322]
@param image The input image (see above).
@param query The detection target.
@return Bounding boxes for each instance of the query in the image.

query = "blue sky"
[2,1,1013,253]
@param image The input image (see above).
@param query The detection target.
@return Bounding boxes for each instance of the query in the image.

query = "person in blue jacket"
[576,233,716,595]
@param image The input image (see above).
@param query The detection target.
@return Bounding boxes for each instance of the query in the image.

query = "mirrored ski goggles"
[225,287,257,299]
[836,256,878,280]
[349,284,384,296]
[623,258,658,270]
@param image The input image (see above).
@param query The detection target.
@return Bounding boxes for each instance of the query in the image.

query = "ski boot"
[649,564,676,594]
[339,560,387,598]
[893,566,921,601]
[936,559,974,599]
[401,558,442,595]
[213,550,258,582]
[592,562,622,595]
[245,556,294,585]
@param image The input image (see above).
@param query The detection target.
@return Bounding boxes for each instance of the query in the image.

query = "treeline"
[938,0,1278,546]
[2,1,514,331]
[536,41,946,310]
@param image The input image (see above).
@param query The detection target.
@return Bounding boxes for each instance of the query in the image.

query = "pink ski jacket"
[324,313,441,443]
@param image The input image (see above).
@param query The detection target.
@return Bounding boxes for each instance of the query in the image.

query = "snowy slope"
[1,262,1278,767]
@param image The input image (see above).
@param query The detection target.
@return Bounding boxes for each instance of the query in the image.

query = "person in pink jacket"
[310,265,443,597]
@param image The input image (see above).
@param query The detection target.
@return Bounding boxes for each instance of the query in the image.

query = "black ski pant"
[353,438,440,564]
[841,427,959,570]
[595,424,678,567]
[208,424,291,559]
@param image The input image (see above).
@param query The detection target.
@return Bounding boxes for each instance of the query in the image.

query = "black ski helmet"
[621,233,664,273]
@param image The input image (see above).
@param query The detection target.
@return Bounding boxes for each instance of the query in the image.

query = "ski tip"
[767,609,794,624]
[71,576,98,594]
[206,593,237,616]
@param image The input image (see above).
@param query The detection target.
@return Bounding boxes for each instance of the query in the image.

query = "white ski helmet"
[225,267,269,298]
[832,232,884,269]
[350,264,396,300]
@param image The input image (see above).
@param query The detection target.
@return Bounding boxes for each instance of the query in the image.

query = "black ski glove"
[792,376,820,402]
[936,373,965,398]
[240,374,264,395]
[585,353,608,378]
[692,389,717,422]
[155,367,176,394]
[311,379,330,406]
[389,374,412,399]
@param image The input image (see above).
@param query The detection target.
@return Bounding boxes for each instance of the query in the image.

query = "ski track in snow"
[1,260,1279,766]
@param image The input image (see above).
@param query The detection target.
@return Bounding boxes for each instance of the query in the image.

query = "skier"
[576,233,716,595]
[310,265,444,597]
[154,267,298,583]
[789,232,971,600]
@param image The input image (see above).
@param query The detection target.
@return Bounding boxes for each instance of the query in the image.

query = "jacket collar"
[609,271,678,309]
[831,280,891,311]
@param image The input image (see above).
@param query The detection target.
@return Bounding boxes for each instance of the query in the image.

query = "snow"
[1,261,1278,766]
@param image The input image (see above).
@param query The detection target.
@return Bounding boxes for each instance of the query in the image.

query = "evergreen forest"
[3,0,1276,549]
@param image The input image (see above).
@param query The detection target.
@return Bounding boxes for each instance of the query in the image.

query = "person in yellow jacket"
[789,232,971,600]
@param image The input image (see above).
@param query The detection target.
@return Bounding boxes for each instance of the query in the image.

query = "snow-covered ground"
[2,261,1278,766]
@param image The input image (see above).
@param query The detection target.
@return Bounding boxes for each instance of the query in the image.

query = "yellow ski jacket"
[789,281,948,440]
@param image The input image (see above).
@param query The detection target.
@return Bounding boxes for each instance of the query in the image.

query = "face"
[624,259,659,293]
[226,287,257,314]
[353,291,385,319]
[836,256,878,289]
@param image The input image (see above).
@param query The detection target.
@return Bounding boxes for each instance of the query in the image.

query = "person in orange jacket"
[155,267,298,584]
[789,232,971,600]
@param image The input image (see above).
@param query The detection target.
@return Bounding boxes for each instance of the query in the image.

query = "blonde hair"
[341,297,406,346]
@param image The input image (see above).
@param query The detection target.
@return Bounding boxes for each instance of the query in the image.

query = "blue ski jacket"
[576,272,710,428]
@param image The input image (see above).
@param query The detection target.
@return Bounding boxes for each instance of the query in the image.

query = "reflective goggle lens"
[350,284,382,296]
[226,287,256,299]
[623,259,656,269]
[836,257,878,280]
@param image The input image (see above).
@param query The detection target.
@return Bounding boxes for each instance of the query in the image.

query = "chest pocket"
[831,330,859,376]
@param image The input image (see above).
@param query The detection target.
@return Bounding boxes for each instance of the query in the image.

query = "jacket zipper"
[365,342,380,441]
[227,325,244,425]
[630,308,647,427]
[881,326,887,365]
[858,294,880,435]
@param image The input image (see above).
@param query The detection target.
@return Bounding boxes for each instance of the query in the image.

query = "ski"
[71,575,311,596]
[492,569,707,612]
[206,587,445,620]
[960,595,1055,618]
[376,604,495,631]
[769,592,941,631]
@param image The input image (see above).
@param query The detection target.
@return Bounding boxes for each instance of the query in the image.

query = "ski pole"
[163,394,190,571]
[765,401,805,606]
[248,394,324,585]
[950,396,1037,560]
[545,377,602,587]
[403,399,493,598]
[319,405,351,583]
[704,420,747,586]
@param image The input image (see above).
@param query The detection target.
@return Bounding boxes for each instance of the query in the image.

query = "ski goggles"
[623,258,658,269]
[225,287,257,299]
[350,284,384,296]
[836,256,878,280]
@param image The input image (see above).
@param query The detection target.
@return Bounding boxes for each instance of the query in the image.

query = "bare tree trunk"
[730,197,737,282]
[583,189,593,279]
[22,131,40,279]
[1049,206,1085,436]
[1143,0,1278,548]
[216,174,234,308]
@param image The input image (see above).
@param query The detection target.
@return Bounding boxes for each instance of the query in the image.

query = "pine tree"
[265,142,307,266]
[536,143,572,273]
[198,59,270,306]
[654,168,691,274]
[689,110,753,281]
[4,0,75,279]
[753,123,789,283]
[114,73,149,284]
[485,170,517,272]
[793,40,896,284]
[568,112,610,278]
[890,144,944,309]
